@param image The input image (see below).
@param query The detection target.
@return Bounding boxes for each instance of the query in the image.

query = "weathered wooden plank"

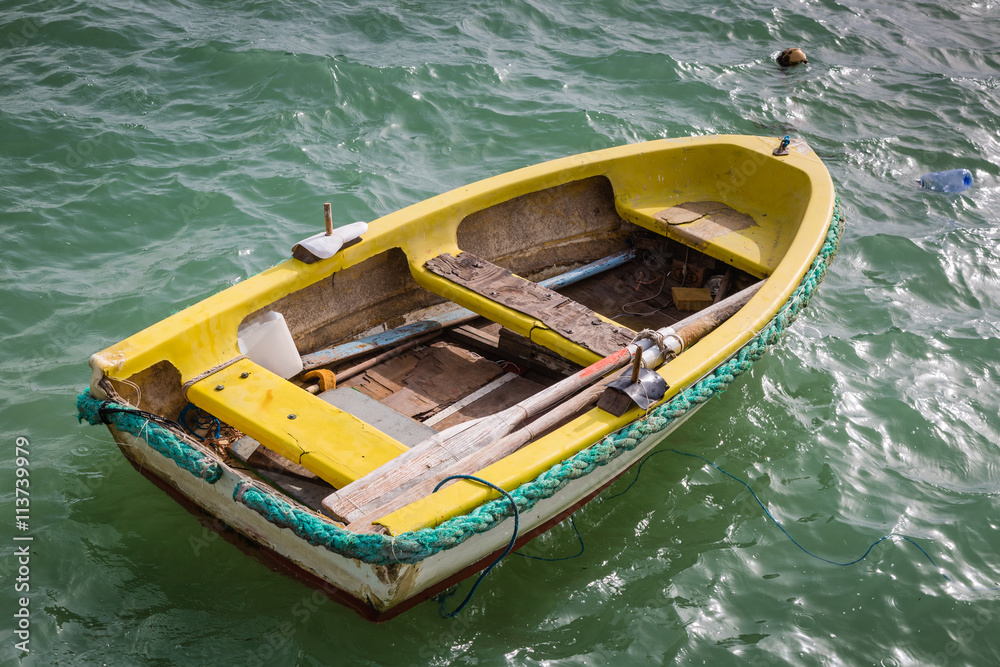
[335,331,443,383]
[381,388,438,420]
[402,343,503,405]
[445,324,500,355]
[318,387,436,447]
[424,252,635,357]
[497,328,582,378]
[424,372,519,427]
[429,374,545,432]
[321,407,529,521]
[446,324,582,379]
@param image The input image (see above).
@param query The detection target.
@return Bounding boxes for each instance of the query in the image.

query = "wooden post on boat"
[629,348,642,383]
[323,202,333,236]
[292,204,334,264]
[292,203,367,264]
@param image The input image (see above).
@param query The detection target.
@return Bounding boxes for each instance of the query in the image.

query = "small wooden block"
[597,387,635,417]
[671,258,707,287]
[671,287,714,312]
[292,244,321,264]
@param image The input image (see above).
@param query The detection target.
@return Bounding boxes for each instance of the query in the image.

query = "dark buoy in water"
[776,48,808,67]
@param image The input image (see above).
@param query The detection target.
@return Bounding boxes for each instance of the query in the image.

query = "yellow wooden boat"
[78,135,840,620]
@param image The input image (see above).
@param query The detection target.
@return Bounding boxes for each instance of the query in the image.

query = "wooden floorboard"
[557,260,682,332]
[432,374,545,431]
[342,340,509,426]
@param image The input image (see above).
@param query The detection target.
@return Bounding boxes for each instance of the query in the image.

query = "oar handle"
[644,280,764,365]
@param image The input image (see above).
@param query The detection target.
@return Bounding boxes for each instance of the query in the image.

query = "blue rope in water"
[668,449,938,568]
[433,475,520,617]
[438,447,997,617]
[615,448,998,590]
[514,515,584,562]
[603,449,675,500]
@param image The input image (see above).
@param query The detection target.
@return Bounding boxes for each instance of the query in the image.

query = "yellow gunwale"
[89,135,835,533]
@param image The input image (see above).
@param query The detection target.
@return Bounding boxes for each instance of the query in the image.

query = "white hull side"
[108,401,705,616]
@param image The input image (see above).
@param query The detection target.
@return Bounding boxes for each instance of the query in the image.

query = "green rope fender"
[76,391,224,483]
[80,196,843,566]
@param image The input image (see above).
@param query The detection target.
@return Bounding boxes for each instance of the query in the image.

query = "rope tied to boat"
[432,475,520,617]
[631,328,666,349]
[180,354,248,399]
[78,393,224,483]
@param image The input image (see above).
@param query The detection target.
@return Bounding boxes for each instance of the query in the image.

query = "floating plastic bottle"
[917,169,973,193]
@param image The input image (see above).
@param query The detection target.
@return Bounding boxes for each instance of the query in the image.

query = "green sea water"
[2,0,999,664]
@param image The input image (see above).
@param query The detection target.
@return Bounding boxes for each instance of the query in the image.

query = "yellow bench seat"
[187,358,408,489]
[618,200,788,278]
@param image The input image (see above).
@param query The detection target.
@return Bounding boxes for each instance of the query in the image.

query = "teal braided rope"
[76,390,224,483]
[82,196,842,566]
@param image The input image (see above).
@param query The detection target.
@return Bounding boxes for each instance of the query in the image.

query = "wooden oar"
[347,383,607,531]
[321,344,631,520]
[321,280,764,523]
[342,280,765,528]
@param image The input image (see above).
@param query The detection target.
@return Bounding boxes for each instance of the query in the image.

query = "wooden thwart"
[654,201,756,242]
[299,248,636,373]
[425,252,635,357]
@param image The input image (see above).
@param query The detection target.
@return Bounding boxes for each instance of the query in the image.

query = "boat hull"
[105,402,705,619]
[80,135,841,619]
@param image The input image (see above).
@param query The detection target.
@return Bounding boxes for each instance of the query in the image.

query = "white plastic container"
[237,311,303,379]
